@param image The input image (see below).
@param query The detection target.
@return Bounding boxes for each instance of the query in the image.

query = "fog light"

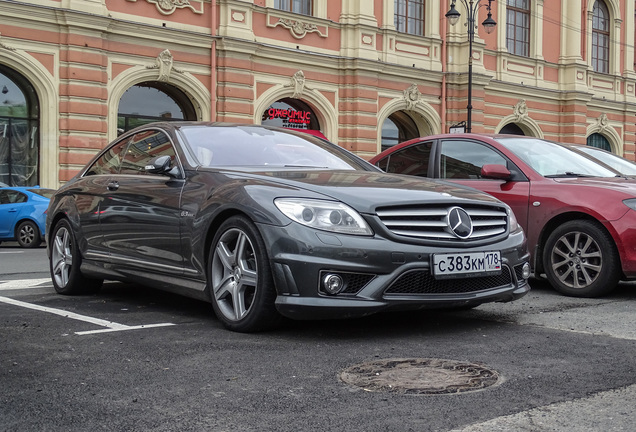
[522,262,531,279]
[322,273,344,295]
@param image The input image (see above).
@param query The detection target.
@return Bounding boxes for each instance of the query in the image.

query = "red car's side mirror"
[481,164,512,180]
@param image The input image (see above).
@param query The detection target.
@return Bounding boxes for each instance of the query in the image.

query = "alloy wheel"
[549,230,602,289]
[51,226,73,288]
[18,224,36,245]
[211,227,258,322]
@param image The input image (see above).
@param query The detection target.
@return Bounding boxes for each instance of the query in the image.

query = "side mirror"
[145,155,174,175]
[481,164,512,180]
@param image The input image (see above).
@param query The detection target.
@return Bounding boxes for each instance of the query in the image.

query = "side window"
[120,130,176,175]
[85,140,130,176]
[380,142,432,177]
[0,190,27,204]
[440,140,507,179]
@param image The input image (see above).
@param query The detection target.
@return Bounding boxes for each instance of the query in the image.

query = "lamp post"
[446,0,496,133]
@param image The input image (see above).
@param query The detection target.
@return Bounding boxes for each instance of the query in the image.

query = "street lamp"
[446,0,496,133]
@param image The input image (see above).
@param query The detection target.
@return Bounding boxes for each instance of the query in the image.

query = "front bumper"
[258,222,530,320]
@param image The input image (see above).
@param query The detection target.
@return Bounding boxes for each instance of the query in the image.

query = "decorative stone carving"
[403,84,421,111]
[0,33,16,51]
[513,99,528,121]
[146,50,183,82]
[126,0,203,15]
[596,113,610,131]
[285,71,307,99]
[275,18,324,39]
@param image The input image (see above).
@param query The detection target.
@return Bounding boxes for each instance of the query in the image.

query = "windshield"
[495,137,619,178]
[576,147,636,176]
[179,125,370,170]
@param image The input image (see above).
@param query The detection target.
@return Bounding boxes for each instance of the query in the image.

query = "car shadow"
[83,276,636,340]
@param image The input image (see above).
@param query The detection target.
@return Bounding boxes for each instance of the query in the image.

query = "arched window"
[261,98,321,131]
[587,133,611,151]
[592,1,610,74]
[117,82,196,134]
[500,123,525,135]
[381,111,419,151]
[506,0,530,57]
[0,66,40,186]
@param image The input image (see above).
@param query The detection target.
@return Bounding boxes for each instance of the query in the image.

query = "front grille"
[376,203,507,241]
[384,266,512,296]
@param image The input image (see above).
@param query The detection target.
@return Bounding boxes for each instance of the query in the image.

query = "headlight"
[507,206,520,232]
[623,198,636,211]
[274,198,373,235]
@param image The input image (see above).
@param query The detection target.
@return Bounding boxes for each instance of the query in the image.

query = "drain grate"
[339,358,500,395]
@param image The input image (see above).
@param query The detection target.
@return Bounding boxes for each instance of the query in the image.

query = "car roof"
[0,186,54,192]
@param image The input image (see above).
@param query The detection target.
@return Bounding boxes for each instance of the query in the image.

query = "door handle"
[107,181,120,191]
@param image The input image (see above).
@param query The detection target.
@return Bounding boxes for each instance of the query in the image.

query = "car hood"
[221,168,503,213]
[553,176,636,195]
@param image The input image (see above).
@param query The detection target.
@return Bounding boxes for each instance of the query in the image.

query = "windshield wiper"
[545,172,596,178]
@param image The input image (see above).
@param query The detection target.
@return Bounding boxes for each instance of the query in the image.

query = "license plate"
[432,251,501,279]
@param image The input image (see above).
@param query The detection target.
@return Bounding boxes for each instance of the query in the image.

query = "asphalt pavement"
[1,244,636,431]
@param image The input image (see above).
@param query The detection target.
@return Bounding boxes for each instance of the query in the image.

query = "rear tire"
[543,220,619,297]
[208,216,282,332]
[49,218,103,295]
[16,220,41,248]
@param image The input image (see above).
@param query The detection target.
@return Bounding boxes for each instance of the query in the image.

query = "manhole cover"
[340,358,500,395]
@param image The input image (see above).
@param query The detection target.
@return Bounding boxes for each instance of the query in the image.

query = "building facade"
[0,0,634,188]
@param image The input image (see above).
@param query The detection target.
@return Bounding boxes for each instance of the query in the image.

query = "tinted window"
[379,142,432,177]
[440,140,507,179]
[85,140,129,176]
[0,190,27,204]
[120,130,176,175]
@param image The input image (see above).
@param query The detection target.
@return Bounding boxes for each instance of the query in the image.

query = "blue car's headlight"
[274,198,373,236]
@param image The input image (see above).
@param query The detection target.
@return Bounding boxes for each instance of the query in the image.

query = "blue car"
[0,187,55,248]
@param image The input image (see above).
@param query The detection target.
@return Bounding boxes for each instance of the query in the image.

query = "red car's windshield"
[495,137,619,178]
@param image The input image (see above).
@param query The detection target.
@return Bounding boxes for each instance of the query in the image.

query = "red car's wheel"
[543,220,619,297]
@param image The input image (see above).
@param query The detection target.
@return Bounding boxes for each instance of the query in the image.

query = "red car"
[370,134,636,298]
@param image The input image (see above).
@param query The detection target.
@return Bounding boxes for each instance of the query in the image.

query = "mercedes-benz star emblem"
[447,207,473,239]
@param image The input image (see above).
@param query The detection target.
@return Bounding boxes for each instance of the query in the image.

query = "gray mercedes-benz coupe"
[46,123,530,332]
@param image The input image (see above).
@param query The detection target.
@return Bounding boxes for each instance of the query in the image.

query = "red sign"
[267,108,311,124]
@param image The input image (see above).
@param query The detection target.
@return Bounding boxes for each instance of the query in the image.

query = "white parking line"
[0,296,175,335]
[0,278,52,291]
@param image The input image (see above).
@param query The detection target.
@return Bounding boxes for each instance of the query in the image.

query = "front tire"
[16,220,41,248]
[208,216,282,332]
[49,218,103,295]
[543,220,619,297]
